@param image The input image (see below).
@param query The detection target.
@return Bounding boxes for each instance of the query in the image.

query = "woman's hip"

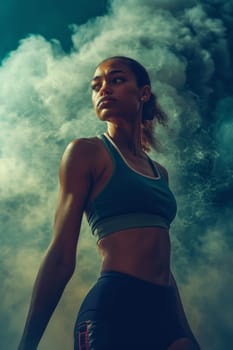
[74,270,187,349]
[76,270,176,322]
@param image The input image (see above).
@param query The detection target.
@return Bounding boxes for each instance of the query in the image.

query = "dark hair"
[99,56,168,152]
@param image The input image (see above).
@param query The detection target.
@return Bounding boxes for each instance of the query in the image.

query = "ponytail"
[141,92,168,152]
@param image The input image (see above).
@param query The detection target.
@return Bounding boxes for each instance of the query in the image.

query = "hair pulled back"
[99,56,168,152]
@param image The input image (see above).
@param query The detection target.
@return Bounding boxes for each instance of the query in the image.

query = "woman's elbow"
[57,255,76,281]
[46,244,76,281]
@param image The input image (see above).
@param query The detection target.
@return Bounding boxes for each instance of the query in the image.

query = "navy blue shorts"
[74,271,191,349]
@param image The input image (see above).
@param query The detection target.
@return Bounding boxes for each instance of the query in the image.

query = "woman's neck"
[106,122,143,157]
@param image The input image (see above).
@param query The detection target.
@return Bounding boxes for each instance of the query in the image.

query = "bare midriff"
[97,226,171,286]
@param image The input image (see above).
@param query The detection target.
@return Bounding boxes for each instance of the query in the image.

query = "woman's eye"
[113,77,124,84]
[91,83,101,91]
[91,77,125,91]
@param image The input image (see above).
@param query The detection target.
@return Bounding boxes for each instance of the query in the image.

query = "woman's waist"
[100,261,171,286]
[98,227,171,285]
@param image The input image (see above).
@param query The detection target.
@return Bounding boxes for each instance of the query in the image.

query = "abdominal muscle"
[97,226,171,286]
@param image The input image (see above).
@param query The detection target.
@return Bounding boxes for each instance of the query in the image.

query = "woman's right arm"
[18,139,95,350]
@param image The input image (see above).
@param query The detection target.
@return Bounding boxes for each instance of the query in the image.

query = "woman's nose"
[99,81,112,95]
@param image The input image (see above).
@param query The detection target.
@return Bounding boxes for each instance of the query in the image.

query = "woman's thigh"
[74,314,197,350]
[167,337,201,350]
[74,318,168,350]
[74,320,117,350]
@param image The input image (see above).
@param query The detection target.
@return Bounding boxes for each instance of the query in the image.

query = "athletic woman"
[18,56,201,349]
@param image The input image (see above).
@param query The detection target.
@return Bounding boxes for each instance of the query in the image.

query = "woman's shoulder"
[65,136,103,157]
[60,136,104,171]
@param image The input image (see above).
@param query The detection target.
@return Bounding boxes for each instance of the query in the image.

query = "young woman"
[18,56,201,350]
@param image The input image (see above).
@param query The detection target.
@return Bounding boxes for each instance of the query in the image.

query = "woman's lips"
[97,97,116,108]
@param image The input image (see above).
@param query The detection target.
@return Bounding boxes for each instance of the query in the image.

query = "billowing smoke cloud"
[1,0,232,349]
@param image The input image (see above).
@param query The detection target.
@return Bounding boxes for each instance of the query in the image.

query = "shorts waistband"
[99,270,174,292]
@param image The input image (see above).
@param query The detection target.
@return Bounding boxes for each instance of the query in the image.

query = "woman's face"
[91,59,148,122]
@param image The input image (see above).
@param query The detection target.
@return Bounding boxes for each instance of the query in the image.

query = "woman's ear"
[140,85,151,102]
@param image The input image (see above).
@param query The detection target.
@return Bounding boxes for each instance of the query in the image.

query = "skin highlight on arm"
[18,139,95,350]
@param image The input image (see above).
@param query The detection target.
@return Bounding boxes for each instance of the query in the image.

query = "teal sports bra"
[86,133,177,240]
